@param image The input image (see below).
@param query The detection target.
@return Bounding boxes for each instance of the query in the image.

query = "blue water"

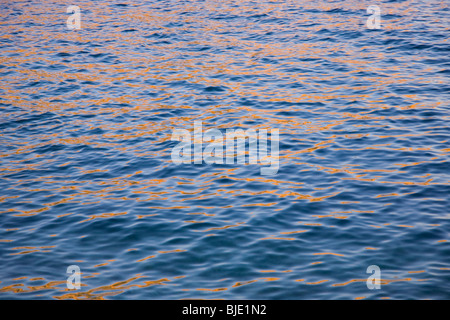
[0,0,449,299]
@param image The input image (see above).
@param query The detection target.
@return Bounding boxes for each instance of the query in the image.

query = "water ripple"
[0,0,449,299]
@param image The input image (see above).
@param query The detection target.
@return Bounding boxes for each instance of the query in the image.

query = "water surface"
[0,0,449,299]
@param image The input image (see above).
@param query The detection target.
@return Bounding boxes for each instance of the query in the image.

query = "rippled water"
[0,0,449,300]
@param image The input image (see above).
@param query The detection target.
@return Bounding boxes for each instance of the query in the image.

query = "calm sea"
[0,0,449,299]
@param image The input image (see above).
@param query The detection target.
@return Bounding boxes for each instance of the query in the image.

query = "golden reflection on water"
[0,265,439,300]
[0,0,448,300]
